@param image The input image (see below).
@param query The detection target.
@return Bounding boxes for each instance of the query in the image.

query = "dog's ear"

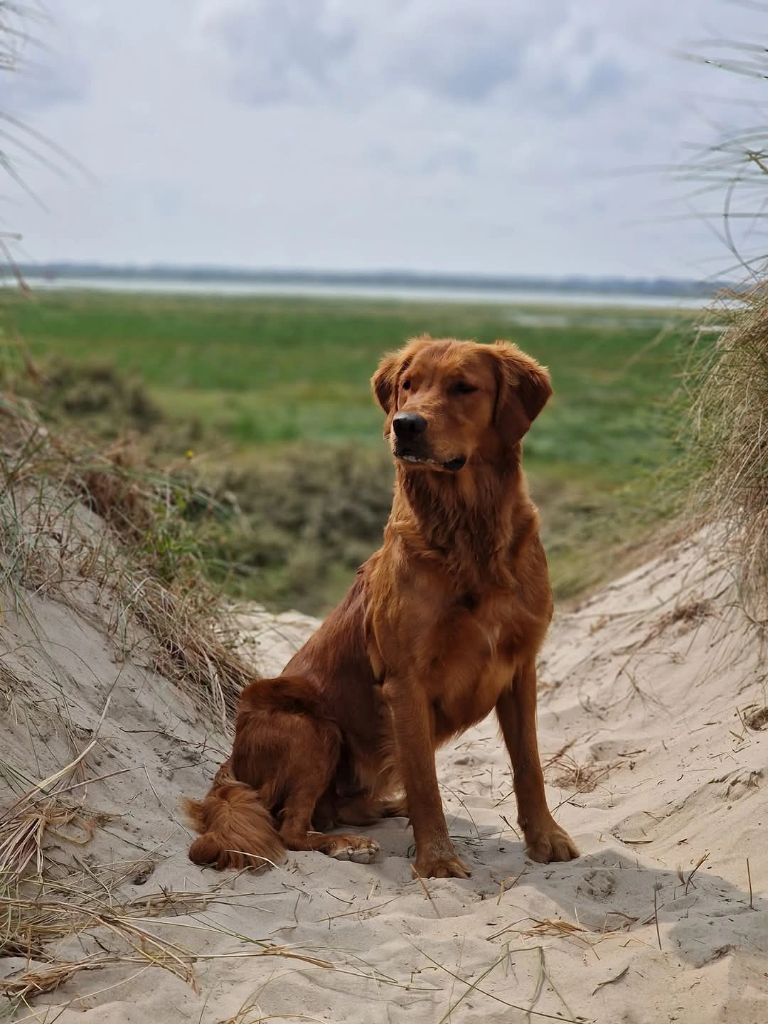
[371,336,433,414]
[371,351,401,413]
[490,340,552,443]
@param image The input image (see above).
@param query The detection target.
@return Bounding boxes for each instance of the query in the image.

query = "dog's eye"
[402,379,412,391]
[451,381,478,396]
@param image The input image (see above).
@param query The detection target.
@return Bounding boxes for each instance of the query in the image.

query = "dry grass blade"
[592,965,630,996]
[527,945,578,1024]
[410,865,441,917]
[0,955,113,999]
[219,1008,326,1024]
[0,799,94,881]
[653,885,662,951]
[413,942,587,1024]
[683,851,710,895]
[0,888,347,1004]
[130,576,251,725]
[0,701,111,885]
[545,752,612,794]
[497,866,526,904]
[0,895,197,985]
[1,876,312,962]
[529,917,587,937]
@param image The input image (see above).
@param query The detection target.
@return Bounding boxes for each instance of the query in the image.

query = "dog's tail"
[184,674,334,871]
[184,776,284,871]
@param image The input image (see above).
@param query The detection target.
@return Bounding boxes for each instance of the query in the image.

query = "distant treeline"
[7,263,738,298]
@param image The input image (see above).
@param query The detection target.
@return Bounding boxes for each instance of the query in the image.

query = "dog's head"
[371,336,551,473]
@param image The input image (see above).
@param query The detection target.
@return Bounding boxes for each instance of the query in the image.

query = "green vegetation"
[0,289,702,613]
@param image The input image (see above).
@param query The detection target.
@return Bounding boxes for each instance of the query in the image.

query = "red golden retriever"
[185,336,578,878]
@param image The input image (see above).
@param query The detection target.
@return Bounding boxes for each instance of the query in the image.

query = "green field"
[0,289,699,612]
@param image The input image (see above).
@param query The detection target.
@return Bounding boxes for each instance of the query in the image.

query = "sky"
[2,0,767,279]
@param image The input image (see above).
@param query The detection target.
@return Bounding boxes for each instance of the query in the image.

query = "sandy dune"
[1,529,766,1023]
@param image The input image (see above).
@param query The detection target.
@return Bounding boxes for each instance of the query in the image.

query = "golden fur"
[184,336,578,877]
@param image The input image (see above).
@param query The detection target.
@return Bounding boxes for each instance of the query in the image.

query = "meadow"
[1,289,700,612]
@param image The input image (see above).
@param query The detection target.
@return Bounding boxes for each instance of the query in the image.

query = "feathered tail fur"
[184,767,285,871]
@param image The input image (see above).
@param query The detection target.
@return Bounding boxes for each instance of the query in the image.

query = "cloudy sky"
[2,0,767,278]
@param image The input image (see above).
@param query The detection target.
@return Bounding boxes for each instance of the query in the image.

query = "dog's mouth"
[395,451,467,472]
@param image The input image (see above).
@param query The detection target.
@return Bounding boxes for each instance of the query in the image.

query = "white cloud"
[3,0,767,277]
[198,0,357,104]
[199,0,630,111]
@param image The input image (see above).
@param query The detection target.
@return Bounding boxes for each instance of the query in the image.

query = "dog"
[184,335,578,878]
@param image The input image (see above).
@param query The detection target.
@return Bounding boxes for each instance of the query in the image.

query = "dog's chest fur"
[372,562,547,743]
[427,585,541,740]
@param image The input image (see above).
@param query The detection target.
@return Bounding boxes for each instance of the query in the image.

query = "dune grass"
[680,287,768,619]
[1,289,705,612]
[0,390,255,721]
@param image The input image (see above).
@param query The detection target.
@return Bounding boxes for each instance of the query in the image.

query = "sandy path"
[1,531,766,1023]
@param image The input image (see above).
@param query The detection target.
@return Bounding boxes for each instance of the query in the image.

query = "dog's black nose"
[392,412,427,438]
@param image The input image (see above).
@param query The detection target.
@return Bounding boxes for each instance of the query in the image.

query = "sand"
[1,526,766,1024]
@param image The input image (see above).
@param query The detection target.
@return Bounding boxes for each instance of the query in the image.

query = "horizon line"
[6,262,738,296]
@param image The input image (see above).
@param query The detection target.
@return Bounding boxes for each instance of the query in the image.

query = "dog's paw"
[327,835,380,863]
[525,824,579,864]
[414,853,472,879]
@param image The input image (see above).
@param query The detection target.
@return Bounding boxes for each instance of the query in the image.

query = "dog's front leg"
[384,677,471,878]
[496,659,579,863]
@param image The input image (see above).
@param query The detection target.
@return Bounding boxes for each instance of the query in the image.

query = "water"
[6,274,715,310]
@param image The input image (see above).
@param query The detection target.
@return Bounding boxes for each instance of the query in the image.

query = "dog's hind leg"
[334,793,407,825]
[332,745,405,825]
[233,675,380,864]
[280,782,380,863]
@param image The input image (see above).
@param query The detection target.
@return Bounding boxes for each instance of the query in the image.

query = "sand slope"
[1,529,766,1024]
